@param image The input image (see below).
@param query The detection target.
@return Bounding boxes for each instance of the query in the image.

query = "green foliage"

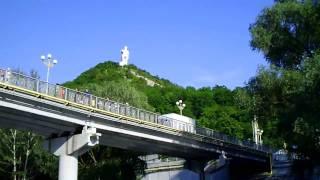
[78,147,146,180]
[248,0,320,161]
[245,54,320,160]
[0,129,57,180]
[250,0,320,69]
[87,81,154,111]
[198,104,245,139]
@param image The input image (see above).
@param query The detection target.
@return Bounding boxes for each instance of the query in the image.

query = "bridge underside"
[0,88,271,173]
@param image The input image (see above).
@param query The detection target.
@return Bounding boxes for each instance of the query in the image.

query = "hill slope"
[63,61,252,139]
[63,61,180,111]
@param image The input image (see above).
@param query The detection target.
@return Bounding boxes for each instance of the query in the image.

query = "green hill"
[63,61,252,139]
[64,61,177,89]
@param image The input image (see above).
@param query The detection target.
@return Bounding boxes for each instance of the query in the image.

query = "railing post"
[5,69,10,84]
[22,75,26,87]
[125,106,128,116]
[15,72,19,86]
[36,79,40,92]
[64,88,68,100]
[46,82,48,95]
[89,94,92,107]
[54,84,58,97]
[3,69,7,83]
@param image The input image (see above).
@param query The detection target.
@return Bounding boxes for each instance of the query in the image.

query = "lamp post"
[252,115,263,145]
[41,54,58,93]
[176,99,186,115]
[257,129,263,145]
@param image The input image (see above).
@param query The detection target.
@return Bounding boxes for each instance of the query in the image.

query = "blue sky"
[0,0,273,89]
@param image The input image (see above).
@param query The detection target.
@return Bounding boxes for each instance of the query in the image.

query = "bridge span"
[0,68,272,179]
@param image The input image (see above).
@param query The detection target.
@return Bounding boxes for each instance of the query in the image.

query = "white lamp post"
[41,53,58,93]
[252,115,263,145]
[257,129,263,145]
[176,99,186,115]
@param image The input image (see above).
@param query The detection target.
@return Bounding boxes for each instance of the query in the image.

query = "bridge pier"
[44,125,101,180]
[180,152,229,180]
[59,154,78,180]
[186,160,206,180]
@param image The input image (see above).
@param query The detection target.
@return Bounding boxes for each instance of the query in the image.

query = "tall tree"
[250,0,320,69]
[248,0,320,162]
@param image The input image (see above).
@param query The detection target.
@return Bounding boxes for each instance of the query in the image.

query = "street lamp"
[252,115,263,145]
[41,53,58,93]
[176,99,186,115]
[257,129,263,145]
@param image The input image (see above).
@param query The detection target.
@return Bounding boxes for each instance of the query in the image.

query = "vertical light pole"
[252,115,258,143]
[41,54,58,94]
[257,129,263,145]
[252,115,263,145]
[176,99,186,115]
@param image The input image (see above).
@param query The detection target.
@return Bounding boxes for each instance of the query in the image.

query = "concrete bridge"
[0,68,272,179]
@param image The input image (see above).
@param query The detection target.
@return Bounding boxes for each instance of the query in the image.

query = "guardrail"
[0,68,271,153]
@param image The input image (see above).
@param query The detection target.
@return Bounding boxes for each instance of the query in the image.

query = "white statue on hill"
[119,46,129,66]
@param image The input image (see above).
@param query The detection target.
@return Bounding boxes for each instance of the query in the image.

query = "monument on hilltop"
[119,46,129,66]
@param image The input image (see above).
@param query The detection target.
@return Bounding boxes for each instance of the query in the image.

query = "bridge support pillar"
[44,125,101,180]
[186,152,229,180]
[59,154,78,180]
[203,152,229,180]
[186,160,206,180]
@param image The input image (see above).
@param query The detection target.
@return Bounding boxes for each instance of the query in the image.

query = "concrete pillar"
[44,126,101,180]
[59,154,78,180]
[203,152,229,180]
[186,159,206,180]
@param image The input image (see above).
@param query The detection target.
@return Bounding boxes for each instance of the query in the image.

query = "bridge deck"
[0,68,271,166]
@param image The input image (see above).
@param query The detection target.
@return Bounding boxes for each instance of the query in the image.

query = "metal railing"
[0,68,271,153]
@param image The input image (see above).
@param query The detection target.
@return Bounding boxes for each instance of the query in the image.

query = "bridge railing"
[0,68,271,153]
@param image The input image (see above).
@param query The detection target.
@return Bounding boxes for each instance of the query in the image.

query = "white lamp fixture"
[41,53,58,93]
[176,99,186,115]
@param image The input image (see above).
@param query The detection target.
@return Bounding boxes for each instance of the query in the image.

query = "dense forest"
[1,0,320,179]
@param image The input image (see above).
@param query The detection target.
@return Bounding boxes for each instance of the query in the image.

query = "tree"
[249,0,320,160]
[245,53,320,159]
[78,147,146,180]
[0,129,57,180]
[250,0,320,69]
[198,104,246,139]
